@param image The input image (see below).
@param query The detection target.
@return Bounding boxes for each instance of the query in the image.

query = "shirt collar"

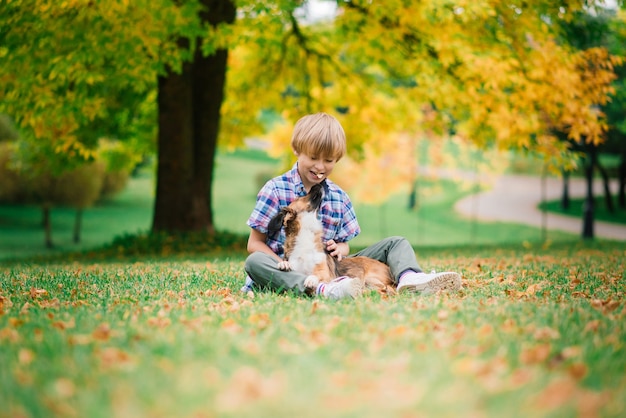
[291,162,307,196]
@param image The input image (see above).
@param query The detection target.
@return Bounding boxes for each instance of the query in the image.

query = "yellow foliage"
[1,0,622,207]
[333,133,416,204]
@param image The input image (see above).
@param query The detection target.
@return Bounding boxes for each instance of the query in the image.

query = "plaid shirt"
[247,163,360,258]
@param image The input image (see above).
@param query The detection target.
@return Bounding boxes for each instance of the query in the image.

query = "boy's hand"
[325,240,343,261]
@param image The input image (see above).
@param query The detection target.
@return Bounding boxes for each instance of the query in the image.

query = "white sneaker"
[397,271,461,294]
[322,276,363,299]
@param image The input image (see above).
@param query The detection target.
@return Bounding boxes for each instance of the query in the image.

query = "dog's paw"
[304,275,320,289]
[277,260,291,271]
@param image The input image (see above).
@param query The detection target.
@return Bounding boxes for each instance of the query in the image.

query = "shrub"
[98,139,141,199]
[0,142,21,202]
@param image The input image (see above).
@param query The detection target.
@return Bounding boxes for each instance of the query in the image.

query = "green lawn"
[1,242,624,417]
[0,150,583,261]
[1,150,625,417]
[539,197,626,225]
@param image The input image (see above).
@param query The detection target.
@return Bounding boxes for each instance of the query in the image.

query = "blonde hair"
[291,112,346,161]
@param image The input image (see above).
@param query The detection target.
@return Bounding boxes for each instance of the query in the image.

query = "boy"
[243,112,461,299]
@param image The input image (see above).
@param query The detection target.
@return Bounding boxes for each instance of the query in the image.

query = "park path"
[454,174,626,241]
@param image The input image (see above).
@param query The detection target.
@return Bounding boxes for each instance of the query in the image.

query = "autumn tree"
[1,0,241,234]
[221,1,623,221]
[1,0,623,238]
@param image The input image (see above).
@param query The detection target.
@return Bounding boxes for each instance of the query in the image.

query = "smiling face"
[295,152,338,191]
[290,113,346,191]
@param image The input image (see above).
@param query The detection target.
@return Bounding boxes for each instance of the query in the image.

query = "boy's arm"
[247,228,282,262]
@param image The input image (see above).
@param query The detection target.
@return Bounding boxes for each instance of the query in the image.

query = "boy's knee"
[244,251,264,273]
[386,236,410,246]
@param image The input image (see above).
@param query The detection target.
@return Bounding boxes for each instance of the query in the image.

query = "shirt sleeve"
[335,194,360,243]
[318,182,360,244]
[246,181,280,234]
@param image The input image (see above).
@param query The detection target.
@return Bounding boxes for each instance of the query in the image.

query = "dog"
[267,183,396,296]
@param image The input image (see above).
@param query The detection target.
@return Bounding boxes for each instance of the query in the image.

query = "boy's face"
[295,151,338,190]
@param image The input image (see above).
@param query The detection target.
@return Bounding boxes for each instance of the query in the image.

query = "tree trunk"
[561,170,570,210]
[619,151,625,209]
[582,143,596,240]
[153,59,195,232]
[74,209,82,243]
[595,160,614,213]
[42,205,53,248]
[152,0,236,233]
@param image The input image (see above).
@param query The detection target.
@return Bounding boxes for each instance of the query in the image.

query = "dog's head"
[267,206,299,238]
[267,183,325,237]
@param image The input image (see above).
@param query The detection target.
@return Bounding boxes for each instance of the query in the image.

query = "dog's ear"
[267,208,287,237]
[308,183,324,211]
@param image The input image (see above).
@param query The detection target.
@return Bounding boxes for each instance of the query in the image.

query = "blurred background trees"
[1,0,624,245]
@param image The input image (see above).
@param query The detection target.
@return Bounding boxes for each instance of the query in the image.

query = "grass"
[1,149,625,416]
[1,241,625,417]
[539,197,626,225]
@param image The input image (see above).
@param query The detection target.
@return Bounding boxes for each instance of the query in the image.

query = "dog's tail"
[326,254,341,277]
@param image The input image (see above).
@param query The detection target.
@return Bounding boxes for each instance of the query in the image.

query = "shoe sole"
[398,272,461,294]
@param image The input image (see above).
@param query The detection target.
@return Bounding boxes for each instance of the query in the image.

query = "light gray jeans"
[244,236,423,295]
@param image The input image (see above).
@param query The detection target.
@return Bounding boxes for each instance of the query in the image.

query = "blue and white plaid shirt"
[247,163,360,258]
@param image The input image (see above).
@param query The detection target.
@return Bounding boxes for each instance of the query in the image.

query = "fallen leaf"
[584,320,600,333]
[18,348,35,365]
[568,362,588,380]
[248,313,270,330]
[38,298,60,309]
[561,346,582,359]
[520,343,551,365]
[478,323,494,337]
[216,366,285,412]
[54,378,75,398]
[532,378,577,410]
[221,318,242,334]
[0,327,19,343]
[533,327,560,340]
[387,325,408,337]
[0,295,13,314]
[68,334,92,345]
[99,347,133,369]
[52,318,76,330]
[29,288,48,299]
[92,323,111,341]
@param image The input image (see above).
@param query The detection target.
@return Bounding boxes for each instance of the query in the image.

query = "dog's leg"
[304,256,336,290]
[277,260,292,271]
[304,274,320,289]
[338,257,396,296]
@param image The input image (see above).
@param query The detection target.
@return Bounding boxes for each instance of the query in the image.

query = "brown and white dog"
[268,183,396,296]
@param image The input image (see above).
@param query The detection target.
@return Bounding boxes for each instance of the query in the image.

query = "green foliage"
[97,139,142,199]
[0,114,19,142]
[0,242,624,417]
[2,0,624,230]
[99,230,248,259]
[226,0,625,203]
[0,142,21,202]
[54,161,105,209]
